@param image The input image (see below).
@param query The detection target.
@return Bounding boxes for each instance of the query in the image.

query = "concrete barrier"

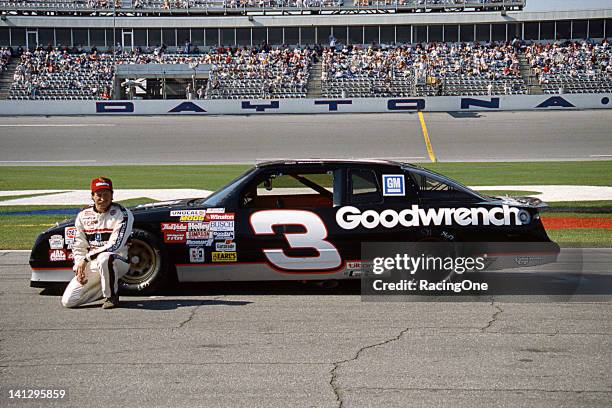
[1,94,611,115]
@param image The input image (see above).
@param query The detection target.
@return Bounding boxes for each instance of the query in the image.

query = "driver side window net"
[413,173,474,201]
[243,172,334,209]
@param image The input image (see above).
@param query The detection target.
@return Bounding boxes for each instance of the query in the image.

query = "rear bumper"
[30,268,73,287]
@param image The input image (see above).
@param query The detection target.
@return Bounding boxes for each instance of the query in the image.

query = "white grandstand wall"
[0,94,611,115]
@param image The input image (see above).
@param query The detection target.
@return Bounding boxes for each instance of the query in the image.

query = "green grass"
[0,161,610,190]
[420,161,612,186]
[0,165,251,190]
[548,229,612,248]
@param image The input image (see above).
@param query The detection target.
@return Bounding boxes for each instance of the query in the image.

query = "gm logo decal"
[382,175,405,196]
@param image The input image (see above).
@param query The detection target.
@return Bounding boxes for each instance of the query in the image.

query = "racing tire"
[120,228,173,295]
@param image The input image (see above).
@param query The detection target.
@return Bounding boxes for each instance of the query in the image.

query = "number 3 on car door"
[249,210,342,271]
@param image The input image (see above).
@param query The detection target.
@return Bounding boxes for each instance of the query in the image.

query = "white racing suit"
[61,203,134,308]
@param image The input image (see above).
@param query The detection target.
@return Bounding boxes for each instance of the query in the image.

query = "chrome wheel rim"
[122,238,158,284]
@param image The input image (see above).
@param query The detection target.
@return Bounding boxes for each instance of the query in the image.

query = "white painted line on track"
[590,155,612,158]
[0,124,115,127]
[0,250,31,253]
[0,160,97,164]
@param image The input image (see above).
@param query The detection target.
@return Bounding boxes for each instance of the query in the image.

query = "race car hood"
[483,196,548,209]
[130,199,191,213]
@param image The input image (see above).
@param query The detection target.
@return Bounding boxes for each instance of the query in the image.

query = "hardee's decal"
[336,205,529,230]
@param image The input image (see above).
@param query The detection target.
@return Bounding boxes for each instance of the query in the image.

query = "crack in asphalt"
[329,327,411,408]
[341,386,612,394]
[481,301,504,333]
[175,296,225,330]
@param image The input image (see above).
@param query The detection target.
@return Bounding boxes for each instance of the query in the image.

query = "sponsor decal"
[186,239,212,246]
[215,242,236,252]
[67,251,74,261]
[212,251,237,262]
[64,226,77,245]
[180,215,206,222]
[209,220,235,231]
[164,232,187,244]
[110,209,117,216]
[213,230,235,240]
[346,261,363,277]
[205,213,235,221]
[48,234,65,250]
[170,210,207,217]
[187,230,211,240]
[336,205,526,230]
[206,208,225,214]
[189,247,205,263]
[49,249,67,262]
[187,222,209,231]
[382,175,405,196]
[161,222,188,232]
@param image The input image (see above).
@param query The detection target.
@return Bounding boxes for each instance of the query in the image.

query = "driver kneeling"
[61,177,134,309]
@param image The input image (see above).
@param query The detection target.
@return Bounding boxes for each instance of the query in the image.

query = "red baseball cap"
[91,177,113,193]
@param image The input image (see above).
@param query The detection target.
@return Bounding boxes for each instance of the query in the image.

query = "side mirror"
[264,179,272,191]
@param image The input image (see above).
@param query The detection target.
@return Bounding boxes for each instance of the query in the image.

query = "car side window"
[242,172,335,209]
[412,172,476,202]
[349,169,383,205]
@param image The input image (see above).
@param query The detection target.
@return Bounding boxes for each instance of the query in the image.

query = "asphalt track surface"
[0,110,611,165]
[2,250,611,407]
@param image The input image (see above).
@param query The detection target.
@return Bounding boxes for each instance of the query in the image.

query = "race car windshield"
[193,167,257,207]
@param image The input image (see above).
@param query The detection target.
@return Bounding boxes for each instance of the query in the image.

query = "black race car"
[30,159,558,294]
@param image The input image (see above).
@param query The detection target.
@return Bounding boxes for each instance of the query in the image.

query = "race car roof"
[255,158,412,168]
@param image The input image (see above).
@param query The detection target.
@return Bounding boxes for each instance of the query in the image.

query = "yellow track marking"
[418,111,437,163]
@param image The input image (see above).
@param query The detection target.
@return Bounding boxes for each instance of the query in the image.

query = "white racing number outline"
[250,210,342,272]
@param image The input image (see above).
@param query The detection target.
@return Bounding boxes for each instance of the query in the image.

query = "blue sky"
[525,0,611,11]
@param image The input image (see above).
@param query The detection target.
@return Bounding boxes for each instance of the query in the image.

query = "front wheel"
[120,229,172,295]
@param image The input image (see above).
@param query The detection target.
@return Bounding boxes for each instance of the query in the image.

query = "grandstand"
[0,1,610,100]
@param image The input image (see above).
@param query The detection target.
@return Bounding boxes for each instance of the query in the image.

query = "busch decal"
[209,220,234,231]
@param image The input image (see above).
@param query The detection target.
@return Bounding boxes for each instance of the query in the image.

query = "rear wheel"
[120,229,172,295]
